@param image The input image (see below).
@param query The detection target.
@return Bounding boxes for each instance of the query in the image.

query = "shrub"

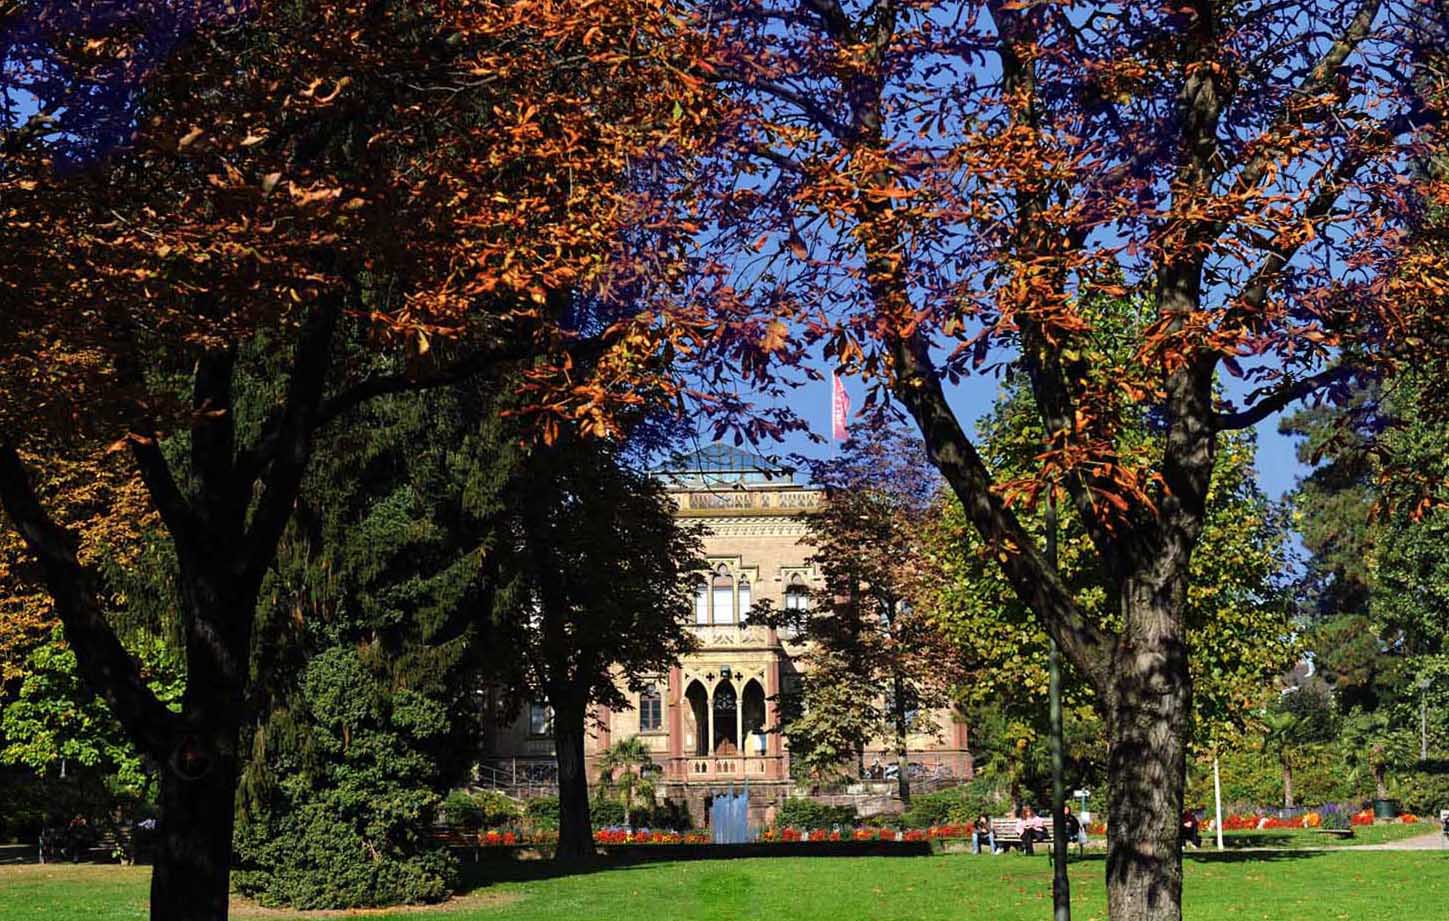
[441,791,483,830]
[897,789,959,829]
[473,789,522,829]
[441,789,521,830]
[1394,772,1449,816]
[777,797,857,829]
[523,796,559,830]
[234,804,456,909]
[590,797,626,827]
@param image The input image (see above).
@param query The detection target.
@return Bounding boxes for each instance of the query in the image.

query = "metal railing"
[474,758,559,798]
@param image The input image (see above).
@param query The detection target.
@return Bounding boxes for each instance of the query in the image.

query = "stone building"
[477,444,972,819]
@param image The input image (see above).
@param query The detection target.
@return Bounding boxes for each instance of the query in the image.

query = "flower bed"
[593,829,711,845]
[1204,807,1412,832]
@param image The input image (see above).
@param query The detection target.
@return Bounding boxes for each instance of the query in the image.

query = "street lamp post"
[1047,492,1070,921]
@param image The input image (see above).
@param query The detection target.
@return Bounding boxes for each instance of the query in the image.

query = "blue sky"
[768,371,1305,504]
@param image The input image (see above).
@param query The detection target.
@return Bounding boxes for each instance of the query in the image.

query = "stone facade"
[478,445,972,818]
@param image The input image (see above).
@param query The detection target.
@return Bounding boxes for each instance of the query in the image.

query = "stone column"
[706,684,715,761]
[764,659,781,754]
[667,666,683,780]
[584,704,611,786]
[735,682,744,768]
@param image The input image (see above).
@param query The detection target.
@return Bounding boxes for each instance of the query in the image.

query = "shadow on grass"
[451,840,1337,896]
[1184,848,1333,863]
[453,844,935,892]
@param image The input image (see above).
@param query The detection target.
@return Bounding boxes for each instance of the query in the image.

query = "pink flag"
[831,373,851,441]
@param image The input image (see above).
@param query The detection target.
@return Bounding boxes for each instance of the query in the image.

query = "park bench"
[428,826,485,862]
[988,817,1084,855]
[989,817,1027,852]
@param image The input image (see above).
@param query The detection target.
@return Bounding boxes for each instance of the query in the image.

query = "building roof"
[655,443,797,489]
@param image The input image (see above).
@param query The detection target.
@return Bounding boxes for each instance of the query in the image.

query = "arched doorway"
[685,680,709,757]
[712,681,738,754]
[742,680,766,756]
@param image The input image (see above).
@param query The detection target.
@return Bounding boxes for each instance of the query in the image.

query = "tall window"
[784,581,809,611]
[738,578,752,621]
[639,684,663,732]
[712,566,735,624]
[783,575,809,640]
[695,582,709,625]
[528,703,553,737]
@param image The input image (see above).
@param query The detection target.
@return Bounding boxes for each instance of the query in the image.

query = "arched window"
[694,581,709,625]
[712,565,735,624]
[639,684,662,733]
[738,578,752,622]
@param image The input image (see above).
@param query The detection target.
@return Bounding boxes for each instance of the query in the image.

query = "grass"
[3,848,1448,921]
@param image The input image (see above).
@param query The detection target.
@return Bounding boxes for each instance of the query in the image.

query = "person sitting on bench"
[1021,805,1046,855]
[972,814,995,854]
[1063,804,1085,846]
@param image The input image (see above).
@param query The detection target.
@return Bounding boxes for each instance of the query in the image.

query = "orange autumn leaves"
[1,0,724,448]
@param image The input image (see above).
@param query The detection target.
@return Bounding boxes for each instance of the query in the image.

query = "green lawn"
[3,850,1447,921]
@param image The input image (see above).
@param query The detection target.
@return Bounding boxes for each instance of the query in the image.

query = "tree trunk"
[893,672,911,806]
[554,705,595,860]
[1281,755,1294,809]
[1104,582,1191,921]
[150,734,239,921]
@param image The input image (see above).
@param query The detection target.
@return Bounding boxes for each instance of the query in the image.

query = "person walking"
[1181,808,1202,849]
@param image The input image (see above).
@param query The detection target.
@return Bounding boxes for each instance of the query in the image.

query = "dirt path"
[1356,830,1449,851]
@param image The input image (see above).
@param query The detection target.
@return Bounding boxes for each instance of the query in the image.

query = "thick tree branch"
[986,0,1125,574]
[1212,365,1353,431]
[189,346,242,532]
[126,429,198,554]
[314,336,539,429]
[800,0,856,43]
[241,299,342,588]
[889,335,1115,697]
[713,65,854,140]
[0,444,178,759]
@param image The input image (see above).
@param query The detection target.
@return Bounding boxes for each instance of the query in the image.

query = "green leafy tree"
[229,375,498,908]
[1260,680,1338,808]
[490,436,700,859]
[1,530,185,855]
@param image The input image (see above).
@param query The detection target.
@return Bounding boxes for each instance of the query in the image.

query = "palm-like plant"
[596,736,658,828]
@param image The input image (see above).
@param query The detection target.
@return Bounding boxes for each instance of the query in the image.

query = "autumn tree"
[488,434,701,859]
[921,373,1295,802]
[701,3,1448,918]
[766,420,958,804]
[1,3,720,917]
